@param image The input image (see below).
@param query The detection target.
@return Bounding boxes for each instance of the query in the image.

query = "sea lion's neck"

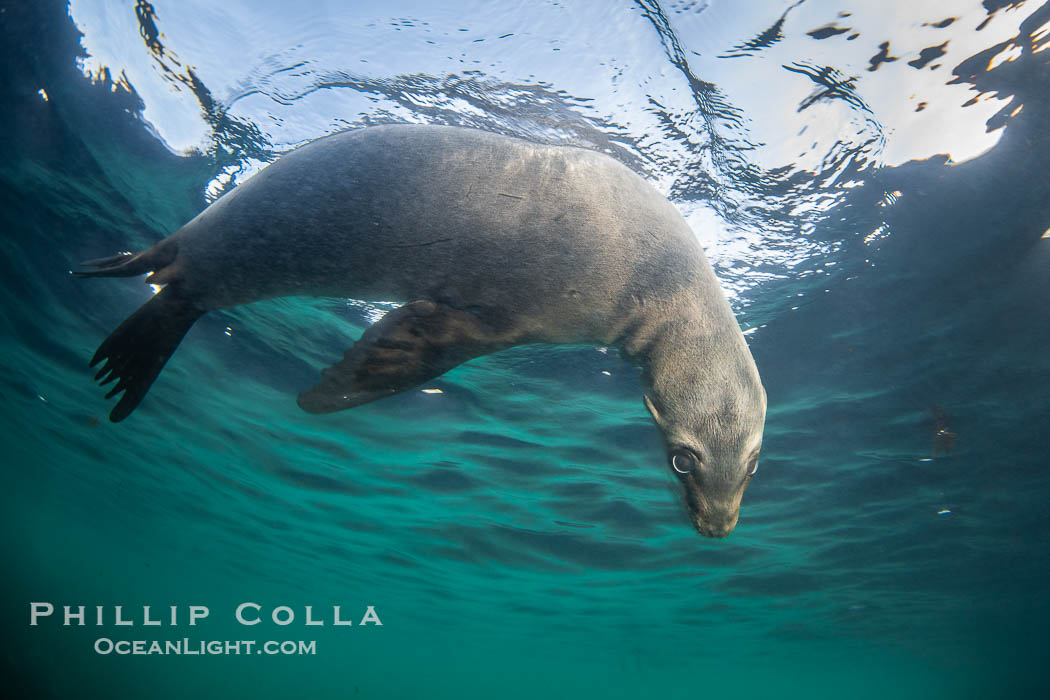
[618,290,750,404]
[618,290,736,361]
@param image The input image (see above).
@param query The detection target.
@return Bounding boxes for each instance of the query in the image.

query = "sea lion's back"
[173,125,705,316]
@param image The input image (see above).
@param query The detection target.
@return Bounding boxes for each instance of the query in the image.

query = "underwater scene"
[3,0,1049,698]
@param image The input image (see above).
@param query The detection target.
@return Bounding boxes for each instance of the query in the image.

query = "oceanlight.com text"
[94,638,317,655]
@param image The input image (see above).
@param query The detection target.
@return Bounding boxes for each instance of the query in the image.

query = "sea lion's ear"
[643,395,664,426]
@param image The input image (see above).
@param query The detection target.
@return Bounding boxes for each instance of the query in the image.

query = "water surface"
[3,1,1049,698]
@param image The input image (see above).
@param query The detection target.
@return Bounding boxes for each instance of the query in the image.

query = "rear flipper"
[298,300,509,413]
[90,286,204,422]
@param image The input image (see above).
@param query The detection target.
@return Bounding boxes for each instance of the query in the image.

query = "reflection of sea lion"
[77,125,766,538]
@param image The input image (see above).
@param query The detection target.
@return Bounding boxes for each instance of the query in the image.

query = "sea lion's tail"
[88,286,203,422]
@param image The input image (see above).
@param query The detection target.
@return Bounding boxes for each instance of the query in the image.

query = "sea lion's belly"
[171,126,704,343]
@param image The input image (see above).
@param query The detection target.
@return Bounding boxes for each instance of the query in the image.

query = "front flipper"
[298,300,508,413]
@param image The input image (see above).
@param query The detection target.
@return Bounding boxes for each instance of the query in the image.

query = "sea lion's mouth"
[680,480,743,539]
[694,520,736,539]
[689,506,739,539]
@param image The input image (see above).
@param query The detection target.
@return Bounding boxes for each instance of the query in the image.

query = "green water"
[3,1,1050,698]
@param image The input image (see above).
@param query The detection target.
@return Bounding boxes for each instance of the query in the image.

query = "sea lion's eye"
[670,451,696,475]
[746,454,759,478]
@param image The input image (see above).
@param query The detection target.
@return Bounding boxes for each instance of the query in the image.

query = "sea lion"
[77,124,766,538]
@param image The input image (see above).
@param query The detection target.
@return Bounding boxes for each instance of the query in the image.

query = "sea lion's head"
[643,334,766,538]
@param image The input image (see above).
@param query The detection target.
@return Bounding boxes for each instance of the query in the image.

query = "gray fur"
[82,124,766,538]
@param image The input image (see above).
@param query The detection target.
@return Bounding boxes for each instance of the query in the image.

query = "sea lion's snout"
[684,487,743,539]
[692,510,740,539]
[662,445,754,539]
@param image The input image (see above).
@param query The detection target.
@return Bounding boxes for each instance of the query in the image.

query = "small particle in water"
[601,370,611,376]
[38,88,49,102]
[932,406,957,457]
[421,388,443,394]
[937,509,951,515]
[38,394,47,403]
[224,326,232,336]
[918,457,933,462]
